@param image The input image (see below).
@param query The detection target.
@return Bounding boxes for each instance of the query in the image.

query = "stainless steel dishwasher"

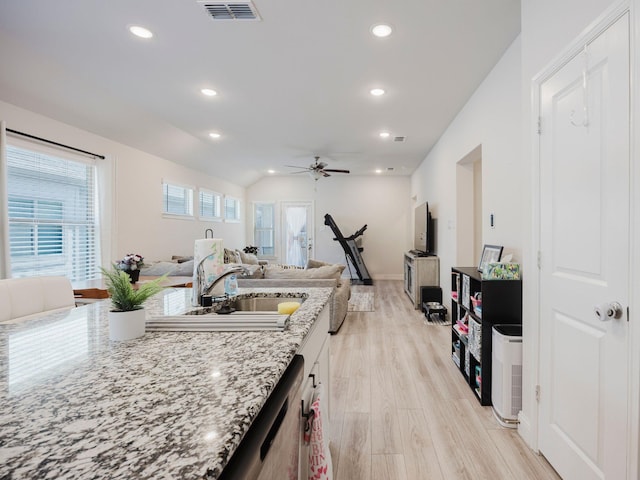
[218,355,304,480]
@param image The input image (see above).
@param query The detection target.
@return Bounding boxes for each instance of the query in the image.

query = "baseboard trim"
[517,411,537,452]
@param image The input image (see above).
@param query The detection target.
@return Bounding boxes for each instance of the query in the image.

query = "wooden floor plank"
[371,454,408,480]
[328,280,560,480]
[335,412,371,480]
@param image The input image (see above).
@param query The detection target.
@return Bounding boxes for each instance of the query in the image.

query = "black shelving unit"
[450,266,522,406]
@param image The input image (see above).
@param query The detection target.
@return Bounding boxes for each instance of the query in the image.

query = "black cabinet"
[450,266,522,405]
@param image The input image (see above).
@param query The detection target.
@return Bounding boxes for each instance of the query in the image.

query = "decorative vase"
[125,269,140,284]
[108,308,146,341]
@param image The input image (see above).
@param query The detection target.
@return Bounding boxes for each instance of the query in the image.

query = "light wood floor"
[329,280,560,480]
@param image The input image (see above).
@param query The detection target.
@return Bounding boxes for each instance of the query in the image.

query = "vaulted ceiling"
[0,0,520,186]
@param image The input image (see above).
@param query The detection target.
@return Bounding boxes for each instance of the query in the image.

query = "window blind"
[199,189,221,219]
[224,196,240,222]
[162,183,193,216]
[254,203,275,255]
[7,145,100,281]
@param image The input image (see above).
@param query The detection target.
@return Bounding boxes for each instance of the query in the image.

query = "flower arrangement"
[117,253,144,271]
[100,266,166,312]
[243,246,258,255]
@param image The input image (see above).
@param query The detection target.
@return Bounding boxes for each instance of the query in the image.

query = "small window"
[253,202,275,256]
[224,196,241,222]
[162,182,193,217]
[199,189,222,220]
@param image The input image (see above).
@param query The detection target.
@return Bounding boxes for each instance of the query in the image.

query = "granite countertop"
[0,286,332,479]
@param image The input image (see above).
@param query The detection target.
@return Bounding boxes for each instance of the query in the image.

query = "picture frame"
[478,244,503,272]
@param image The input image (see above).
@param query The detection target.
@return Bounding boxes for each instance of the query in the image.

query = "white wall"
[247,175,410,279]
[411,36,523,297]
[0,100,245,265]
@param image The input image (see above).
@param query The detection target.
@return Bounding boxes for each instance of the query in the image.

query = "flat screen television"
[414,202,435,255]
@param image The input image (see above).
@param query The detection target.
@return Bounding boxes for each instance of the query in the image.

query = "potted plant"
[100,266,167,341]
[116,253,145,283]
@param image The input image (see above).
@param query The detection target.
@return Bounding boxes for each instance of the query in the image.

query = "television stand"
[404,251,439,309]
[409,249,433,257]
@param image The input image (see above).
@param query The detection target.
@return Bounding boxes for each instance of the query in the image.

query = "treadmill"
[324,214,373,285]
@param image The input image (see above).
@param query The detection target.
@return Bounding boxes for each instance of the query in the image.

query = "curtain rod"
[6,128,105,160]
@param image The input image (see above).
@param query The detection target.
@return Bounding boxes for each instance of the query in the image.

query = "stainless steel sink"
[232,296,304,312]
[146,295,305,331]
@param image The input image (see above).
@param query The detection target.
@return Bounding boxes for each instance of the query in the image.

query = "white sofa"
[0,276,75,323]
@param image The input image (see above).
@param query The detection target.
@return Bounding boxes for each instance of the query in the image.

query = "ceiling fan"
[286,156,350,181]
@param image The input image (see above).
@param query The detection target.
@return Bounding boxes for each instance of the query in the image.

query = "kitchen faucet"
[194,261,248,306]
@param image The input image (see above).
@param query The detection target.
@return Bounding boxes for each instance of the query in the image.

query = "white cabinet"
[403,253,439,309]
[297,303,331,478]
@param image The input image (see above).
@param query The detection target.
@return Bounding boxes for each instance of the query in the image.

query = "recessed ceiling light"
[209,132,221,139]
[268,169,275,174]
[375,169,383,174]
[370,88,385,96]
[129,25,153,39]
[379,132,390,138]
[201,88,217,97]
[371,24,393,38]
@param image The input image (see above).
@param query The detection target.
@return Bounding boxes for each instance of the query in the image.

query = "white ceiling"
[0,0,520,186]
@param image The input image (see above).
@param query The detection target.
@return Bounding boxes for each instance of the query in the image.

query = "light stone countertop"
[0,286,332,479]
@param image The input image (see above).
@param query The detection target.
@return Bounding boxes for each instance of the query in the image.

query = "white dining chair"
[0,276,75,324]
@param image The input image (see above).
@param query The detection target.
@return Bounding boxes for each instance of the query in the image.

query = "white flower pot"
[109,308,146,341]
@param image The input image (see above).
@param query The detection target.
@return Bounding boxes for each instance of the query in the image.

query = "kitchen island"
[0,286,333,479]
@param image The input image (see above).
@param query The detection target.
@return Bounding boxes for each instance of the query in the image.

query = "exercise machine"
[324,214,373,285]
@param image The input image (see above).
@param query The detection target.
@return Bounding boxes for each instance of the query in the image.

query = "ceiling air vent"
[394,136,406,142]
[198,1,261,21]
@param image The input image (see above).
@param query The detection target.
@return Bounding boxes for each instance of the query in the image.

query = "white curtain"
[285,206,306,267]
[0,121,9,278]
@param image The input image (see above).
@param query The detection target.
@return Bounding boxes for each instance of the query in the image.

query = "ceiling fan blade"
[322,171,331,177]
[316,161,328,169]
[322,169,350,174]
[289,170,310,174]
[285,165,310,169]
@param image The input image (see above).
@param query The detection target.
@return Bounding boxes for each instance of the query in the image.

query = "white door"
[281,202,313,267]
[538,13,629,480]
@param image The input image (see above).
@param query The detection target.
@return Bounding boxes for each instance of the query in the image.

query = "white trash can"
[492,324,522,428]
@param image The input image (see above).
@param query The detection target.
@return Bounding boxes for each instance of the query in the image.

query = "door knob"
[594,301,623,321]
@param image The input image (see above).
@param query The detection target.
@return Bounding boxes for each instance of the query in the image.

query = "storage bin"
[468,316,482,360]
[464,347,470,377]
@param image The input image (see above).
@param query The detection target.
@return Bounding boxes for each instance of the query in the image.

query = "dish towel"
[306,383,333,480]
[192,238,224,305]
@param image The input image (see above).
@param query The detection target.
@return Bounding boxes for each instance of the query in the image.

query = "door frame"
[527,1,640,477]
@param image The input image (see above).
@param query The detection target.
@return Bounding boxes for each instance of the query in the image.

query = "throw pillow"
[306,259,333,269]
[224,248,236,264]
[243,265,265,279]
[239,250,259,265]
[140,261,179,276]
